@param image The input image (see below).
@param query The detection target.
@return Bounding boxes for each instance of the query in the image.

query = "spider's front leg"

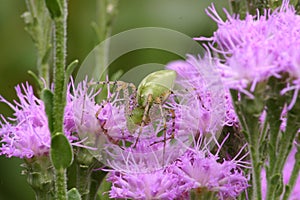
[133,94,152,148]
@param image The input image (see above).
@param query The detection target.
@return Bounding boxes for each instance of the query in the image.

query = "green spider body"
[137,70,177,107]
[129,70,177,127]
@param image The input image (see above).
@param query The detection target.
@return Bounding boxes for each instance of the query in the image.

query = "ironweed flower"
[0,83,76,158]
[173,149,249,200]
[100,54,248,199]
[166,54,237,129]
[106,137,249,200]
[196,1,300,100]
[107,169,187,200]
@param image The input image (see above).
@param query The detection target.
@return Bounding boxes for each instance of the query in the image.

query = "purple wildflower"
[107,169,187,200]
[166,54,237,130]
[196,1,300,100]
[0,83,76,158]
[106,136,249,200]
[172,146,249,200]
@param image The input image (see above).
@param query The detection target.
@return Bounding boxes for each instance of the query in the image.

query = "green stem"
[249,139,262,200]
[53,0,67,134]
[51,1,69,199]
[264,76,288,200]
[55,168,68,200]
[230,88,264,200]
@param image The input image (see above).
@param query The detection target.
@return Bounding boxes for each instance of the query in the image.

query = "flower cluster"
[96,54,249,199]
[106,144,249,200]
[166,54,238,129]
[0,83,76,158]
[194,1,300,199]
[196,1,300,97]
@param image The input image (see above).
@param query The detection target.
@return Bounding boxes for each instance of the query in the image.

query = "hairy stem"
[53,0,67,134]
[55,168,68,200]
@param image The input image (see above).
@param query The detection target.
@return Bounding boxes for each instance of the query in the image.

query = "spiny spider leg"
[89,80,137,148]
[133,94,152,148]
[150,109,176,146]
[95,102,120,145]
[156,97,167,165]
[88,80,136,104]
[150,92,175,166]
[89,79,137,124]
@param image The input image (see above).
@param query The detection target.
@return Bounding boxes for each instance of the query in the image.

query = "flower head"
[166,54,237,130]
[172,148,249,200]
[196,1,300,96]
[0,83,76,158]
[107,169,186,200]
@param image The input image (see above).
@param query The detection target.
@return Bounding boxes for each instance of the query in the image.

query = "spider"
[89,70,177,151]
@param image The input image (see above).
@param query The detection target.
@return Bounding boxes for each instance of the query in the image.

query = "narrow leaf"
[41,89,54,134]
[45,0,62,19]
[98,173,111,200]
[28,70,44,91]
[66,59,79,78]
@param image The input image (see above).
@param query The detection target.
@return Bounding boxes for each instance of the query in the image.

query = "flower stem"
[51,1,69,199]
[249,139,262,200]
[55,168,68,200]
[230,88,265,200]
[53,0,67,134]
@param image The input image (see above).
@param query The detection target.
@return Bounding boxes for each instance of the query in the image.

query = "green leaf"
[67,188,82,200]
[271,174,283,196]
[45,0,62,19]
[98,174,111,200]
[66,60,79,78]
[28,70,44,92]
[51,132,74,170]
[41,89,54,134]
[63,59,79,93]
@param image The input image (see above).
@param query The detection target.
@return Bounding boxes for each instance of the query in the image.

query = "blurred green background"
[0,1,228,199]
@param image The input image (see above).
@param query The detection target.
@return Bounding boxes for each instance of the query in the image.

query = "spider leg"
[95,102,120,146]
[156,98,167,166]
[120,82,136,117]
[149,106,176,166]
[133,94,152,148]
